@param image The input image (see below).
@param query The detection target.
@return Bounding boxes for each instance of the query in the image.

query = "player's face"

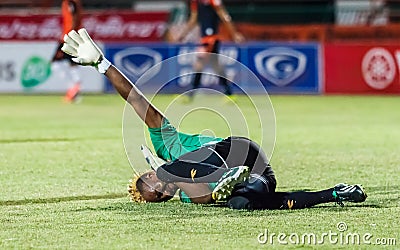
[139,171,178,202]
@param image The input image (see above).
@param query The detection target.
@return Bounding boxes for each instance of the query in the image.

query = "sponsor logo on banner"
[0,42,103,93]
[20,56,51,88]
[113,47,162,82]
[361,48,396,90]
[254,47,307,87]
[104,42,319,94]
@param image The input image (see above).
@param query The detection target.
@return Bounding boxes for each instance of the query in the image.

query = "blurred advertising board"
[104,42,321,94]
[0,42,103,93]
[0,12,168,42]
[325,43,400,94]
[104,44,172,93]
[246,42,320,94]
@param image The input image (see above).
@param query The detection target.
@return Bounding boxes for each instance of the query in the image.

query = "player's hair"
[127,174,146,203]
[128,171,174,203]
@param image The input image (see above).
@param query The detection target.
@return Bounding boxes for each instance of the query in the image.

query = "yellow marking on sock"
[191,169,197,182]
[287,200,294,209]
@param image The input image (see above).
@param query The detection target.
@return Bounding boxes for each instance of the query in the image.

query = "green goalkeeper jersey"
[148,119,223,203]
[148,119,223,161]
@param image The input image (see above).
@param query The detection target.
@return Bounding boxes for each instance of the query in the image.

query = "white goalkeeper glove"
[61,28,111,74]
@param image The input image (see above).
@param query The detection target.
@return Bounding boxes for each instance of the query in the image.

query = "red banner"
[325,43,400,94]
[0,11,168,41]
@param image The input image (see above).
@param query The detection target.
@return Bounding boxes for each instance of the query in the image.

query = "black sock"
[219,77,232,95]
[233,189,335,210]
[281,189,335,209]
[188,73,202,97]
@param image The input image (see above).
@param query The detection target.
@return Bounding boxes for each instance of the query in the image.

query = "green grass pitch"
[0,95,399,249]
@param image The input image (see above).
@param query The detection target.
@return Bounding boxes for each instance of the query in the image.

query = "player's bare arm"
[61,28,165,128]
[176,10,198,42]
[214,5,244,43]
[105,66,164,128]
[175,182,213,204]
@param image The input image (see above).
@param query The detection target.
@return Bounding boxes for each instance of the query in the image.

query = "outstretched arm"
[61,28,165,128]
[104,66,164,128]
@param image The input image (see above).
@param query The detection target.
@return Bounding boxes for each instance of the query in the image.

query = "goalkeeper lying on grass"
[61,28,367,210]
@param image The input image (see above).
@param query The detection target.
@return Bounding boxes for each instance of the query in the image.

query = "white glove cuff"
[97,58,111,74]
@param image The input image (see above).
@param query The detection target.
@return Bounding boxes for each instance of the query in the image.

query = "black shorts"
[159,136,276,185]
[214,137,276,192]
[198,36,220,54]
[213,137,274,176]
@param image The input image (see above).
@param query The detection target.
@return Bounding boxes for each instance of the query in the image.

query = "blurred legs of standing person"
[51,0,83,103]
[52,44,82,103]
[188,38,232,102]
[175,0,244,102]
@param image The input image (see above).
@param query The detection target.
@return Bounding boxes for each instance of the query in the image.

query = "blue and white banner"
[104,42,320,94]
[105,44,171,93]
[246,43,320,93]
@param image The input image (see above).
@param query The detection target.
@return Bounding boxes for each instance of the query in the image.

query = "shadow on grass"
[0,193,127,206]
[72,200,255,219]
[1,186,397,211]
[74,199,386,218]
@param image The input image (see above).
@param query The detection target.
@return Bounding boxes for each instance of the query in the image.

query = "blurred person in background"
[173,0,245,102]
[51,0,83,103]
